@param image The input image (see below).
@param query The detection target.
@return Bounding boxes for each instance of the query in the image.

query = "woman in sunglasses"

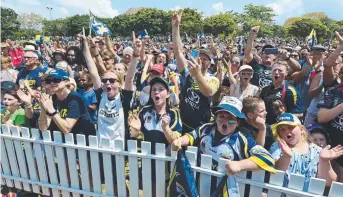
[229,65,260,101]
[37,68,96,138]
[81,32,138,147]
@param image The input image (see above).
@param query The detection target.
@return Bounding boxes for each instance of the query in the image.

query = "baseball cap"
[149,64,164,74]
[306,123,330,144]
[272,113,301,134]
[123,47,133,56]
[262,44,275,53]
[238,65,253,73]
[41,68,69,81]
[161,48,168,53]
[212,96,246,119]
[52,48,66,55]
[149,77,169,92]
[1,81,16,91]
[311,45,326,52]
[199,49,213,61]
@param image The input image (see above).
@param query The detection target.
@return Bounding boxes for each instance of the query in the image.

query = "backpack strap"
[281,81,287,101]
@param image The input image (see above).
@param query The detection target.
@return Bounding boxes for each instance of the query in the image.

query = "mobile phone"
[191,50,199,59]
[264,48,278,54]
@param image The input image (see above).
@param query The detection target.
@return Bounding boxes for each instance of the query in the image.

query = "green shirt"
[1,108,27,126]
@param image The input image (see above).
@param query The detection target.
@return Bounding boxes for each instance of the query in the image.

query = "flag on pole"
[139,29,148,40]
[306,29,317,49]
[89,10,112,36]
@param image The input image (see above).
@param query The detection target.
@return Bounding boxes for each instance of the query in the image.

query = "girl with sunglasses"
[81,32,138,147]
[37,68,96,139]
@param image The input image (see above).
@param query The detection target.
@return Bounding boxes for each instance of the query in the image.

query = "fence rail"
[1,124,343,197]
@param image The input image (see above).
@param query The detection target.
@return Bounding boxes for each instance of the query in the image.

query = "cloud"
[267,0,303,15]
[17,0,40,6]
[212,2,224,13]
[170,5,182,11]
[59,7,70,17]
[55,0,119,17]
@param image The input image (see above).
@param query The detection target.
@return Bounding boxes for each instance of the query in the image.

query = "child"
[241,96,274,149]
[307,123,330,148]
[78,73,98,125]
[270,113,343,192]
[1,89,27,127]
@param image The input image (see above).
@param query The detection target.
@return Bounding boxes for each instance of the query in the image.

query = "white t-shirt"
[97,92,125,147]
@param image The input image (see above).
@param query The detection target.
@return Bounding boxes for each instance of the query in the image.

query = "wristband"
[24,103,32,109]
[46,110,58,117]
[94,54,100,57]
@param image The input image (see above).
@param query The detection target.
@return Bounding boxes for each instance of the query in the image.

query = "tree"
[287,18,329,40]
[203,13,237,37]
[65,14,90,36]
[302,12,328,21]
[42,19,69,36]
[1,7,20,41]
[284,17,301,27]
[17,13,45,38]
[242,4,276,24]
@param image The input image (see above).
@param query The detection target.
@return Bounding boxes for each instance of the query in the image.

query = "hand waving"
[319,145,343,161]
[17,89,32,105]
[128,114,141,138]
[278,138,292,158]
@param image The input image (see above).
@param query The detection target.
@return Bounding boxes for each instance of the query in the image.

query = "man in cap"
[245,26,301,87]
[16,44,47,90]
[172,12,219,133]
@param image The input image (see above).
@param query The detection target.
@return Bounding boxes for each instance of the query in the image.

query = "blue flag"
[306,29,317,50]
[168,151,199,197]
[90,11,112,36]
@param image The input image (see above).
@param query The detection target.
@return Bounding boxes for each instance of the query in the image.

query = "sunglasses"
[101,78,119,84]
[241,72,253,76]
[232,60,240,64]
[290,55,299,58]
[44,78,62,84]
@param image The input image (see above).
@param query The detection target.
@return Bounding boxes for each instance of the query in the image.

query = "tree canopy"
[1,6,342,42]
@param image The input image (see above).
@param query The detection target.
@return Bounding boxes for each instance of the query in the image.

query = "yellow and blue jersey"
[138,105,182,150]
[260,80,304,124]
[185,123,275,196]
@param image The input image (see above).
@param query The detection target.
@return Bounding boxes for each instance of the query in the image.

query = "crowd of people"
[2,10,343,196]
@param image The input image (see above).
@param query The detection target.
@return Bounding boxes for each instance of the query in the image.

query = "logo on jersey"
[184,88,200,110]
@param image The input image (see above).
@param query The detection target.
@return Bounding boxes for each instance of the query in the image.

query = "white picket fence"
[1,125,343,197]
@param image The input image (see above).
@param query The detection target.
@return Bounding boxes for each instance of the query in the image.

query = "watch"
[46,110,58,117]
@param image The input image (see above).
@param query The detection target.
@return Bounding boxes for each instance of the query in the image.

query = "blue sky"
[3,0,343,25]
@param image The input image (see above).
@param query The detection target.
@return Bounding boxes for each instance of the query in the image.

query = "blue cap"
[161,48,168,53]
[41,68,69,80]
[212,96,246,119]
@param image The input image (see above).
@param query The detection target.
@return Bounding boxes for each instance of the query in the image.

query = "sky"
[2,0,343,25]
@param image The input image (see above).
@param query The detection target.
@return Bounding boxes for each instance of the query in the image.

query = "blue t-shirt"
[81,89,98,124]
[16,66,47,89]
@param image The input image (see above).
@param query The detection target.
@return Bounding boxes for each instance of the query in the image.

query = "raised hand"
[277,138,292,158]
[172,11,182,27]
[250,26,260,37]
[132,31,142,57]
[189,56,202,77]
[320,145,343,161]
[17,89,32,105]
[255,116,266,131]
[335,31,343,45]
[128,114,141,131]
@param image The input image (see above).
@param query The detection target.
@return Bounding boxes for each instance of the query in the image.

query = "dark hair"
[310,128,331,144]
[66,46,87,67]
[4,89,20,101]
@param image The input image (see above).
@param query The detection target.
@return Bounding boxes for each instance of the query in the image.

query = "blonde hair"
[1,56,11,63]
[275,124,312,143]
[242,96,264,115]
[106,70,124,85]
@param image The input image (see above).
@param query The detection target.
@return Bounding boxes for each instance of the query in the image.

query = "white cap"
[238,65,253,73]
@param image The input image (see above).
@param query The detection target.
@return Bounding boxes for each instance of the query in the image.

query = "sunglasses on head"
[44,78,62,84]
[101,78,119,84]
[241,71,253,76]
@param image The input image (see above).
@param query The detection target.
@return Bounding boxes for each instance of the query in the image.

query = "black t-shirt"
[48,91,96,137]
[317,85,343,166]
[247,58,272,87]
[239,121,274,150]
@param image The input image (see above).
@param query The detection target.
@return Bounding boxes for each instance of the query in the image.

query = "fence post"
[77,134,91,197]
[65,133,80,197]
[199,154,212,197]
[128,140,139,197]
[155,143,166,197]
[101,137,115,196]
[141,141,152,197]
[114,138,127,197]
[88,136,101,194]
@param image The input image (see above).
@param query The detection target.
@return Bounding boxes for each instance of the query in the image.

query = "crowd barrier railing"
[1,124,343,197]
